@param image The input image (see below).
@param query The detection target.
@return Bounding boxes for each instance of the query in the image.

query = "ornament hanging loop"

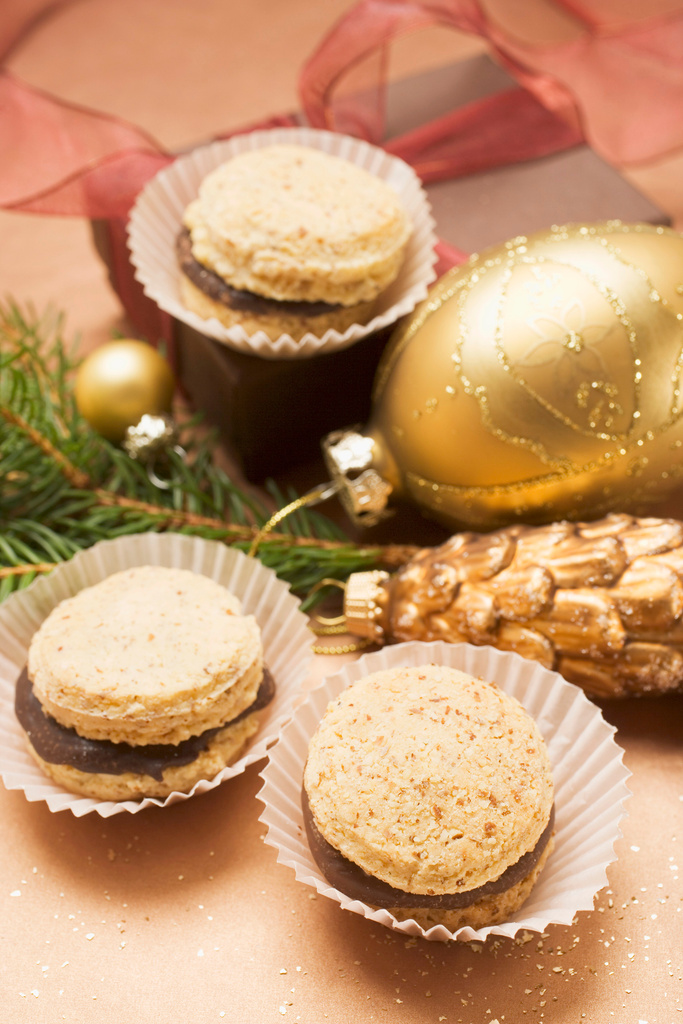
[245,484,375,656]
[306,577,378,656]
[307,577,347,627]
[311,636,374,656]
[146,444,188,490]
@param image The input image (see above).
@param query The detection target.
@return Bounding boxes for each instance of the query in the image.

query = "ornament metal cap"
[343,570,389,641]
[123,413,177,460]
[321,429,392,527]
[123,414,186,490]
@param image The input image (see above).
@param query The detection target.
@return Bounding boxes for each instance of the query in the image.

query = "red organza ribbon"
[300,0,683,167]
[2,0,683,341]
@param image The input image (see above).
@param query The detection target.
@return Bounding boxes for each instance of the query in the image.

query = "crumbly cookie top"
[304,665,554,896]
[28,566,263,745]
[182,145,412,306]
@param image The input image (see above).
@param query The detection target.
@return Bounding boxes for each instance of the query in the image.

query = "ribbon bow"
[2,0,682,340]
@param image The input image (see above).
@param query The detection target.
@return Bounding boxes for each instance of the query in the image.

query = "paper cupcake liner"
[0,534,312,817]
[258,640,631,943]
[127,126,437,359]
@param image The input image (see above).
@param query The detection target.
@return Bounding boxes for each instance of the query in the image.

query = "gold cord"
[310,623,348,636]
[247,486,375,655]
[247,482,337,558]
[311,636,374,656]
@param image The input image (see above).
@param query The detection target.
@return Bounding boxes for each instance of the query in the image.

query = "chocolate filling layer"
[15,666,275,781]
[176,228,342,316]
[302,787,554,910]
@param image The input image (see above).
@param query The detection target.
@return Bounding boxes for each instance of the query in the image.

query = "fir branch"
[0,562,57,579]
[0,302,416,601]
[1,405,90,488]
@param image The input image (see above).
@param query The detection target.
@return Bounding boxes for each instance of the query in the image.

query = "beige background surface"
[2,2,683,1022]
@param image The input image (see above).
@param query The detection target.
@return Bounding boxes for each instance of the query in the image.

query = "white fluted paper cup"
[258,640,631,943]
[127,126,437,359]
[0,534,312,817]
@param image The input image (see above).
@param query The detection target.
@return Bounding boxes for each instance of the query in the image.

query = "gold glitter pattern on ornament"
[518,297,621,431]
[404,395,683,526]
[372,265,474,399]
[672,345,683,415]
[496,250,644,443]
[595,225,683,416]
[449,252,576,469]
[575,380,622,432]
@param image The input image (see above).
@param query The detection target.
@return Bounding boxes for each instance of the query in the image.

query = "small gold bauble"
[325,222,683,532]
[74,339,175,442]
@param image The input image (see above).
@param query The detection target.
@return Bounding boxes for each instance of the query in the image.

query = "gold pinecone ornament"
[324,222,683,532]
[344,514,683,698]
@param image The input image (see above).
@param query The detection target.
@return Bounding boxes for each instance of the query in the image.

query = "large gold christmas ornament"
[75,339,175,441]
[323,222,683,532]
[343,513,683,699]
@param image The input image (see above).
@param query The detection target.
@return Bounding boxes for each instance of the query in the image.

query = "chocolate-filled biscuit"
[178,144,412,341]
[303,664,554,931]
[17,566,273,800]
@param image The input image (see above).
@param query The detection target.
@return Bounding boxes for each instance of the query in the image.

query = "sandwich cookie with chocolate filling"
[178,144,412,341]
[303,665,555,931]
[15,566,273,800]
